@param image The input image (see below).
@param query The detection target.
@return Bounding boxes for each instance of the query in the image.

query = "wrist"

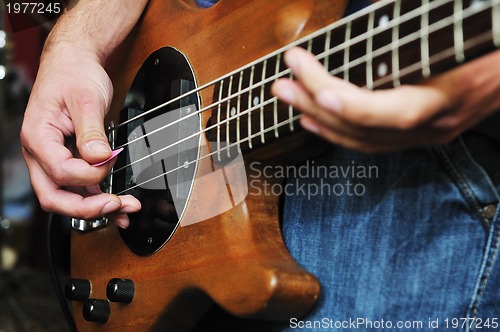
[42,36,106,66]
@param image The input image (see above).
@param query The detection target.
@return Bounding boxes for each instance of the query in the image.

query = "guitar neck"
[325,0,500,88]
[207,0,500,155]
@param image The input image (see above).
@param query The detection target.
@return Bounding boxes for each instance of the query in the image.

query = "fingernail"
[316,90,343,114]
[301,118,319,133]
[102,201,120,215]
[285,50,300,72]
[85,140,111,154]
[115,219,130,229]
[277,88,296,104]
[118,204,140,214]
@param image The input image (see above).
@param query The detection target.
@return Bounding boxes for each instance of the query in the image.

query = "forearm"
[44,0,149,63]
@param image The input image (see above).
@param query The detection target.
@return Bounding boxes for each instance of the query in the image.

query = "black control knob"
[106,278,135,303]
[83,299,110,323]
[65,279,91,301]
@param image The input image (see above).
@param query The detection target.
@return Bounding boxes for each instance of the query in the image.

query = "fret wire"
[307,39,313,52]
[273,53,282,138]
[324,30,332,70]
[366,11,375,89]
[371,30,493,89]
[217,80,224,162]
[236,71,243,154]
[392,0,401,87]
[248,66,255,149]
[454,0,466,63]
[343,20,352,81]
[260,60,267,143]
[112,96,279,177]
[494,0,500,46]
[329,0,490,78]
[421,0,431,77]
[289,69,295,132]
[288,107,294,132]
[226,75,233,157]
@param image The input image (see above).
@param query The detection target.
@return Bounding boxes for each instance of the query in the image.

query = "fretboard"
[207,0,500,158]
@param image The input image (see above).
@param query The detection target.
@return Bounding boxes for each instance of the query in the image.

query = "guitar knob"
[65,279,91,301]
[106,278,135,303]
[83,299,110,323]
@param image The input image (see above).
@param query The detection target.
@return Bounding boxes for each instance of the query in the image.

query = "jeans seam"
[459,137,500,203]
[467,204,500,332]
[433,145,483,214]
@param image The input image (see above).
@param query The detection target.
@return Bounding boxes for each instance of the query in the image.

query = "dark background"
[1,3,69,330]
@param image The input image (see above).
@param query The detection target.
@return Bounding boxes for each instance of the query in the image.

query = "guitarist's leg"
[274,131,500,331]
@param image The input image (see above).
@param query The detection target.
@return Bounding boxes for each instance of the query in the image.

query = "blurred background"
[0,3,68,331]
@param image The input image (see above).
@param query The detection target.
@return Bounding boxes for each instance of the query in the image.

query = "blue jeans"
[273,131,500,331]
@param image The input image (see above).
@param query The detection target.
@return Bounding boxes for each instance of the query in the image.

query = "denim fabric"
[274,131,500,331]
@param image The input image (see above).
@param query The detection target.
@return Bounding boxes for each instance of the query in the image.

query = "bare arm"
[45,0,148,63]
[21,0,148,228]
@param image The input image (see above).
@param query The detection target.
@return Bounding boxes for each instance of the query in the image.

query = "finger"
[21,118,112,187]
[110,214,130,229]
[66,185,140,213]
[23,149,124,219]
[283,47,352,93]
[300,115,418,153]
[67,90,113,165]
[285,47,450,129]
[66,186,141,216]
[327,85,449,130]
[272,79,367,140]
[108,196,142,229]
[273,78,456,147]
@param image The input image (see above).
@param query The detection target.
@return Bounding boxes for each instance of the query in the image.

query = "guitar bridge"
[71,217,108,232]
[71,122,116,233]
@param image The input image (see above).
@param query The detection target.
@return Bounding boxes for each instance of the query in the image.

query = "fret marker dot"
[377,62,388,77]
[230,107,236,117]
[253,97,260,106]
[378,15,390,28]
[183,161,189,169]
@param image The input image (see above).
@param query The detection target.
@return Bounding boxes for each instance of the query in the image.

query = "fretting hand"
[272,47,500,153]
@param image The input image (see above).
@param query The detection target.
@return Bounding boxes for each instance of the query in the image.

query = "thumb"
[71,96,112,165]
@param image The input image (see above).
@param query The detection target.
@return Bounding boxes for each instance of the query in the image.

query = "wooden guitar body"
[71,0,347,330]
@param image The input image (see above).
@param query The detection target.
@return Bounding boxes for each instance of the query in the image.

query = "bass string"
[109,0,492,178]
[108,0,461,135]
[115,113,303,195]
[114,28,495,195]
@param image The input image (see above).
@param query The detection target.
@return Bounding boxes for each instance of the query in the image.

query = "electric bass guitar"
[68,0,500,330]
